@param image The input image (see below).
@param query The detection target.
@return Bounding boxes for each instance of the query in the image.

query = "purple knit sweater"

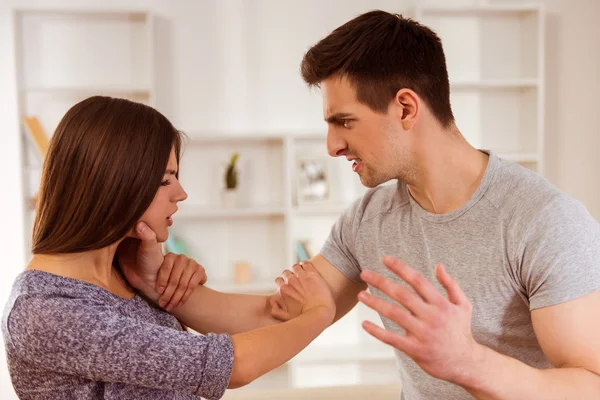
[2,270,234,399]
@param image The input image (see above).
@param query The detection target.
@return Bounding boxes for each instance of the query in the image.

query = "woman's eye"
[161,180,171,186]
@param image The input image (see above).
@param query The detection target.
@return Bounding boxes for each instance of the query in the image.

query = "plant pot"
[221,189,238,208]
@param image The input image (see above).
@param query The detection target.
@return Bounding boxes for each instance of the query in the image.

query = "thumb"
[270,297,291,321]
[136,221,157,243]
[135,222,162,255]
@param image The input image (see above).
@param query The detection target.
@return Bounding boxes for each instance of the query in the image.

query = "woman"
[2,96,335,399]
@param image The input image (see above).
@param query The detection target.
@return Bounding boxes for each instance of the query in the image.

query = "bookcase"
[14,8,156,255]
[412,4,545,173]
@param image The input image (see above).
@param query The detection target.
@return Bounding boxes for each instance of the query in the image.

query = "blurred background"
[1,0,599,398]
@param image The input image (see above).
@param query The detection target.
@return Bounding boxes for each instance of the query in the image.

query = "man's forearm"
[460,344,600,399]
[171,286,281,334]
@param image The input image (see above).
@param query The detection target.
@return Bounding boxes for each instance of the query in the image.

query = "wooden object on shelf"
[23,116,49,160]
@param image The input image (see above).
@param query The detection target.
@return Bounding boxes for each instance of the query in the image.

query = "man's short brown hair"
[301,10,454,127]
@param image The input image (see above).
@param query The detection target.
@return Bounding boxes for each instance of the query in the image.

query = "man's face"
[321,76,412,187]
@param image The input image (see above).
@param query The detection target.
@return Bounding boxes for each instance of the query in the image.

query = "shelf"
[15,9,150,21]
[291,341,396,364]
[23,86,151,96]
[416,5,542,16]
[177,206,286,219]
[207,280,276,294]
[293,204,350,216]
[186,134,285,145]
[450,79,539,89]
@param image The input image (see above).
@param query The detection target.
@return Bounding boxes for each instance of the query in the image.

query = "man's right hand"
[270,262,335,322]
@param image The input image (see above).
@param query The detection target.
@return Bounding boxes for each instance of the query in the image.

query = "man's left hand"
[358,255,485,386]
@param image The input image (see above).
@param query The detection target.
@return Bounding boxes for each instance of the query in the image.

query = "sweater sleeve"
[4,294,234,400]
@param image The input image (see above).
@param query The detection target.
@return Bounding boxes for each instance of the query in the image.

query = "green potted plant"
[222,152,239,208]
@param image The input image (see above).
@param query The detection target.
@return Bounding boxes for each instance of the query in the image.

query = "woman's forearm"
[228,306,333,388]
[171,286,281,334]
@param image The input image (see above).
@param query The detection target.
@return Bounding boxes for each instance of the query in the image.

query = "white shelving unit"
[14,8,156,257]
[174,133,367,291]
[413,4,545,174]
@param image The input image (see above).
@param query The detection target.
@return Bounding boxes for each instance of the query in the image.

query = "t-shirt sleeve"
[518,194,600,311]
[320,197,364,283]
[5,295,233,400]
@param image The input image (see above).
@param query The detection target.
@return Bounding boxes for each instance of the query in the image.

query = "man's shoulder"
[351,181,409,224]
[485,159,562,223]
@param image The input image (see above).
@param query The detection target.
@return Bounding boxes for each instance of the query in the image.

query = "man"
[125,9,600,400]
[271,9,600,399]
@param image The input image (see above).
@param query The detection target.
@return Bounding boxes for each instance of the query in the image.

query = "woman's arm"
[5,265,334,396]
[5,295,233,400]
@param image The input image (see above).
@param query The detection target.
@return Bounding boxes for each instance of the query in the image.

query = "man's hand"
[358,255,484,385]
[117,221,207,311]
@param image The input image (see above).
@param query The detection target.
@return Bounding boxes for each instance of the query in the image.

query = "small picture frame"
[296,156,330,204]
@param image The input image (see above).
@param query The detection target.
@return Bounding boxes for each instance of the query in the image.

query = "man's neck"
[406,132,489,215]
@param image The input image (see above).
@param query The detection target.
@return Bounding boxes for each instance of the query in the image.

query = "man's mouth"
[351,158,362,172]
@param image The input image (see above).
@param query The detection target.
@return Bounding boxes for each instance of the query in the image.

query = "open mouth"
[352,159,362,172]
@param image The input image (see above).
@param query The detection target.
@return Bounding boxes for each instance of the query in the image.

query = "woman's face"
[138,149,187,242]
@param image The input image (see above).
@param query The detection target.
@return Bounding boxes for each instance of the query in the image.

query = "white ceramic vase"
[221,188,238,208]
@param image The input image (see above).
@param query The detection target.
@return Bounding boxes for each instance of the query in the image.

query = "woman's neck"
[27,241,135,299]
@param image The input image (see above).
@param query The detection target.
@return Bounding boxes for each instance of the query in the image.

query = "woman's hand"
[270,262,335,323]
[117,222,207,311]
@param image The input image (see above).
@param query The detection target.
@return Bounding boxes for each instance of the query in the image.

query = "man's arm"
[168,254,364,334]
[461,290,600,399]
[359,256,600,400]
[306,254,366,324]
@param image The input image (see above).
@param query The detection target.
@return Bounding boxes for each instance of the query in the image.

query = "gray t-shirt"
[2,270,234,400]
[321,151,600,399]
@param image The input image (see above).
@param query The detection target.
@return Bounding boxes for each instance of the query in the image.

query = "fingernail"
[137,222,146,233]
[166,304,173,312]
[159,300,166,308]
[177,301,182,307]
[158,286,165,294]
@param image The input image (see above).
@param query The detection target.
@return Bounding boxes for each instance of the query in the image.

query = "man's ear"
[392,88,420,130]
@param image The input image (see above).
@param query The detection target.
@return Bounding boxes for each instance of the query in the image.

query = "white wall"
[1,0,599,397]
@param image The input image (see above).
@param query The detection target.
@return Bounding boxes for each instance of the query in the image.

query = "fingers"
[292,263,307,276]
[299,261,317,272]
[382,256,446,305]
[159,258,184,310]
[358,291,423,335]
[161,262,195,310]
[156,253,176,294]
[180,270,203,305]
[435,264,468,306]
[282,269,294,282]
[362,320,417,355]
[360,269,428,317]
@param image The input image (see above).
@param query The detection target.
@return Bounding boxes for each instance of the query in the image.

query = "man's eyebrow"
[325,113,354,123]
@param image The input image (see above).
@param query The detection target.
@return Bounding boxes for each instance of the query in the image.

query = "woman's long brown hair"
[32,96,182,254]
